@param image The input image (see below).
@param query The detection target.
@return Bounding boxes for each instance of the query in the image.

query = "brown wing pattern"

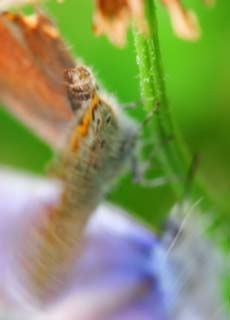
[0,12,76,148]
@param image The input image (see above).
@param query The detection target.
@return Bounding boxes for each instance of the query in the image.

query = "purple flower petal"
[0,168,168,319]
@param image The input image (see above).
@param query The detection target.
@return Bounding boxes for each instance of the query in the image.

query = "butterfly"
[0,11,138,300]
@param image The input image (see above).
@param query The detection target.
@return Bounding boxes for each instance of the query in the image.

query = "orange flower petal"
[93,0,130,46]
[204,0,215,6]
[0,0,63,10]
[93,0,147,47]
[127,0,148,35]
[0,0,41,10]
[162,0,200,41]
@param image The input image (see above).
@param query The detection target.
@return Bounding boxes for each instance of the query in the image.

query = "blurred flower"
[93,0,148,47]
[0,169,227,319]
[161,0,200,41]
[0,0,41,10]
[0,168,169,319]
[0,0,63,11]
[93,0,202,46]
[204,0,215,6]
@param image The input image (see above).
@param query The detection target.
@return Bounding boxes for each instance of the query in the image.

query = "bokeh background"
[0,0,229,228]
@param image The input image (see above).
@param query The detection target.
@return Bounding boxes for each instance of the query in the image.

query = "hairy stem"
[134,0,189,197]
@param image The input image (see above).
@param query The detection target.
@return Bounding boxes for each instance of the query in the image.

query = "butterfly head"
[65,66,96,112]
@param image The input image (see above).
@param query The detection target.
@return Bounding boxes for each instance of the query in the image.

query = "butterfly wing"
[0,12,76,148]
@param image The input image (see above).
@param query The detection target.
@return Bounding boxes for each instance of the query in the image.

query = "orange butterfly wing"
[0,12,76,148]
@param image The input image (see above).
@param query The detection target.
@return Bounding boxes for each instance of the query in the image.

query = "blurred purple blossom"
[0,168,169,319]
[0,170,227,320]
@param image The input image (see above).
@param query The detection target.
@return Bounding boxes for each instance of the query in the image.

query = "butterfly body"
[13,65,138,302]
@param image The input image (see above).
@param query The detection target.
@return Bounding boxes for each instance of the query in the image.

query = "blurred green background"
[0,0,229,228]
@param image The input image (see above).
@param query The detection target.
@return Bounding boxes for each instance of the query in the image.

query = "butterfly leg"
[130,154,168,188]
[121,98,143,110]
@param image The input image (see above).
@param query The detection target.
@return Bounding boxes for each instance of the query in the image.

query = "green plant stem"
[134,0,201,199]
[133,0,230,252]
